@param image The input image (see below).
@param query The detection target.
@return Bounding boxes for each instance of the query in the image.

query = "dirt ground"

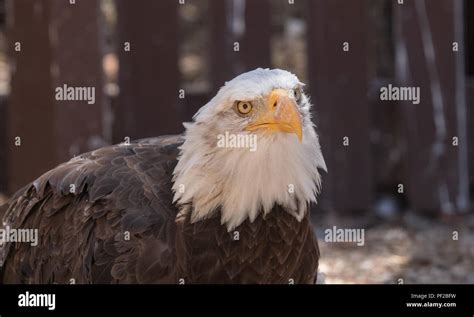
[315,211,474,284]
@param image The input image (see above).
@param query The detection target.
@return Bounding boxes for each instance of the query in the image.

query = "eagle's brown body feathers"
[0,136,319,284]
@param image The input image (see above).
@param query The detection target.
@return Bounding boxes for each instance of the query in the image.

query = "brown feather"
[0,135,319,284]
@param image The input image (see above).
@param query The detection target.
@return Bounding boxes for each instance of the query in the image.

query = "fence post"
[241,0,271,72]
[114,0,181,142]
[469,80,474,181]
[307,0,373,213]
[394,0,470,214]
[0,96,6,194]
[464,0,473,200]
[7,0,104,193]
[209,0,271,92]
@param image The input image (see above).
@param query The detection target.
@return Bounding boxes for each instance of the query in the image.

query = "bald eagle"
[0,68,326,284]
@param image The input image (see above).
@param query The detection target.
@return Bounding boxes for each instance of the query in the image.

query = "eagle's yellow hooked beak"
[246,89,303,142]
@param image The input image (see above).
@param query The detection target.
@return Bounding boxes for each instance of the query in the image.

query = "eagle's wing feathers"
[1,135,183,284]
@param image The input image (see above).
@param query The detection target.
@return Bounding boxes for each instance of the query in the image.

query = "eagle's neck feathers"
[172,121,325,231]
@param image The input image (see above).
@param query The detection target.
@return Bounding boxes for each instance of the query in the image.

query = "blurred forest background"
[0,0,474,283]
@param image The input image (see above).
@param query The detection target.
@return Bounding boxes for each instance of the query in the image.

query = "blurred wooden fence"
[1,0,472,215]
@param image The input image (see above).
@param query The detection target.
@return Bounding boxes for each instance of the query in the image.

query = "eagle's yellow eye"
[236,101,253,115]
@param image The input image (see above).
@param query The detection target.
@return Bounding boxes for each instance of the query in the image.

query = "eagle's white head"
[172,68,326,230]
